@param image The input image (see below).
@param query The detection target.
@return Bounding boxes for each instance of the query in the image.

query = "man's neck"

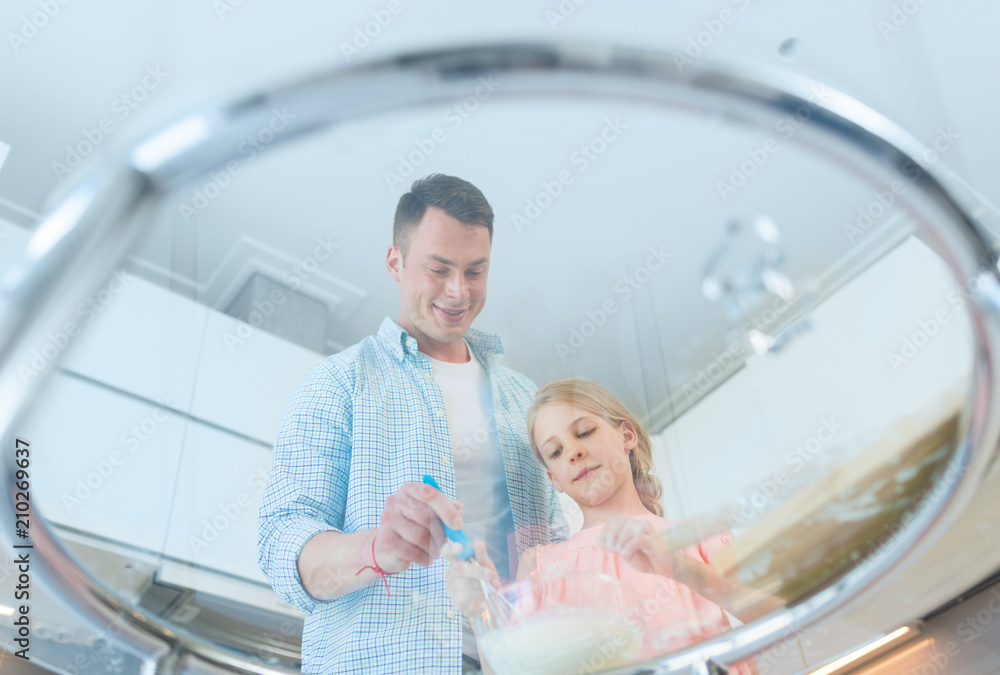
[423,339,470,363]
[399,318,470,363]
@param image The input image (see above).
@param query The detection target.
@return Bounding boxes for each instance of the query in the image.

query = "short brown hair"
[393,174,494,259]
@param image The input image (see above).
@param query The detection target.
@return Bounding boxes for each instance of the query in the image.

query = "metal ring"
[2,41,998,674]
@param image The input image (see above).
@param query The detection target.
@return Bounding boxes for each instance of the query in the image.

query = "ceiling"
[2,0,999,426]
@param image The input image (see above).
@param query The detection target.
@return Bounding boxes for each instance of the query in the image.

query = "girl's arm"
[444,541,499,615]
[600,516,783,624]
[669,553,784,623]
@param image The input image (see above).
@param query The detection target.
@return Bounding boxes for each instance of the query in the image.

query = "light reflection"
[131,116,210,171]
[806,626,912,675]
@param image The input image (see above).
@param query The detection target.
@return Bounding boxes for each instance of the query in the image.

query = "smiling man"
[258,174,567,674]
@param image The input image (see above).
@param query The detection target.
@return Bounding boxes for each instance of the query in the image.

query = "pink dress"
[530,514,754,674]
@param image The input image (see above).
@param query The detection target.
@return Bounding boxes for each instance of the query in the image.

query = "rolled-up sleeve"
[258,361,353,615]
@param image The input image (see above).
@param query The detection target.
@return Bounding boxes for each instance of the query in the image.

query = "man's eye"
[432,269,448,275]
[467,269,483,277]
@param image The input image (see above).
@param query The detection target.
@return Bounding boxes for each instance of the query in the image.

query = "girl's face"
[533,401,638,508]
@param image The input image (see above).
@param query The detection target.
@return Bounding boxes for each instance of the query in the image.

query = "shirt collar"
[376,317,506,370]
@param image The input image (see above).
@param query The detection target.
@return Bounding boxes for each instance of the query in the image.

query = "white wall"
[652,235,972,520]
[648,234,974,672]
[17,260,319,610]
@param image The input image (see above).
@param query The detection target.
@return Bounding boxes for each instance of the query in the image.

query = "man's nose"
[445,273,469,299]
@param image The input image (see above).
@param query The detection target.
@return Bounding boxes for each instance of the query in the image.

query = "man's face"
[387,206,491,350]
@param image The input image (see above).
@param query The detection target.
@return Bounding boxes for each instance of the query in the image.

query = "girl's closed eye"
[550,447,562,459]
[579,428,595,438]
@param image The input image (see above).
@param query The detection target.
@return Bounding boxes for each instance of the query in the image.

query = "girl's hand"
[444,540,500,616]
[599,515,674,577]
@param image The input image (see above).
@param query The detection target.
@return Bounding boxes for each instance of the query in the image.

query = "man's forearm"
[298,529,383,600]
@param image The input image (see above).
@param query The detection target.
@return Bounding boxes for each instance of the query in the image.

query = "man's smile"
[433,304,468,323]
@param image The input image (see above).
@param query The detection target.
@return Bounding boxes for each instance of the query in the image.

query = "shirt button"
[447,609,456,619]
[436,410,445,417]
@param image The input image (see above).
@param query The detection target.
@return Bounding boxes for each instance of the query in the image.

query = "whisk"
[422,475,517,626]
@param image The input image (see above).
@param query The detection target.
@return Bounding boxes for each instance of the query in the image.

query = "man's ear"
[386,245,403,282]
[546,470,563,493]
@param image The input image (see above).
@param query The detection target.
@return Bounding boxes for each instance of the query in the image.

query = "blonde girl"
[448,379,768,671]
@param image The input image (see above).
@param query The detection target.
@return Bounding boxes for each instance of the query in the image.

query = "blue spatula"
[423,474,515,625]
[422,474,475,560]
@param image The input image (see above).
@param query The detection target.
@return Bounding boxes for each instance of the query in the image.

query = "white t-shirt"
[426,340,517,659]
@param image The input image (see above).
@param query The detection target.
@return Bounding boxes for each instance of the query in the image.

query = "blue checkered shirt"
[258,317,568,674]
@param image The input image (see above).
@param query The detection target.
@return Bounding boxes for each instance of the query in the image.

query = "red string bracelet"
[356,536,391,596]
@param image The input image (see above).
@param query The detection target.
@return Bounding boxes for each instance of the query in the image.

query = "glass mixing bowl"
[475,570,645,675]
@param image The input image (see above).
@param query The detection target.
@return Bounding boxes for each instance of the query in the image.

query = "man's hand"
[444,541,500,616]
[598,515,674,577]
[373,482,465,573]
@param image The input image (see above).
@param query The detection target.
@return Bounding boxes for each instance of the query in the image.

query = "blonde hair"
[527,378,663,517]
